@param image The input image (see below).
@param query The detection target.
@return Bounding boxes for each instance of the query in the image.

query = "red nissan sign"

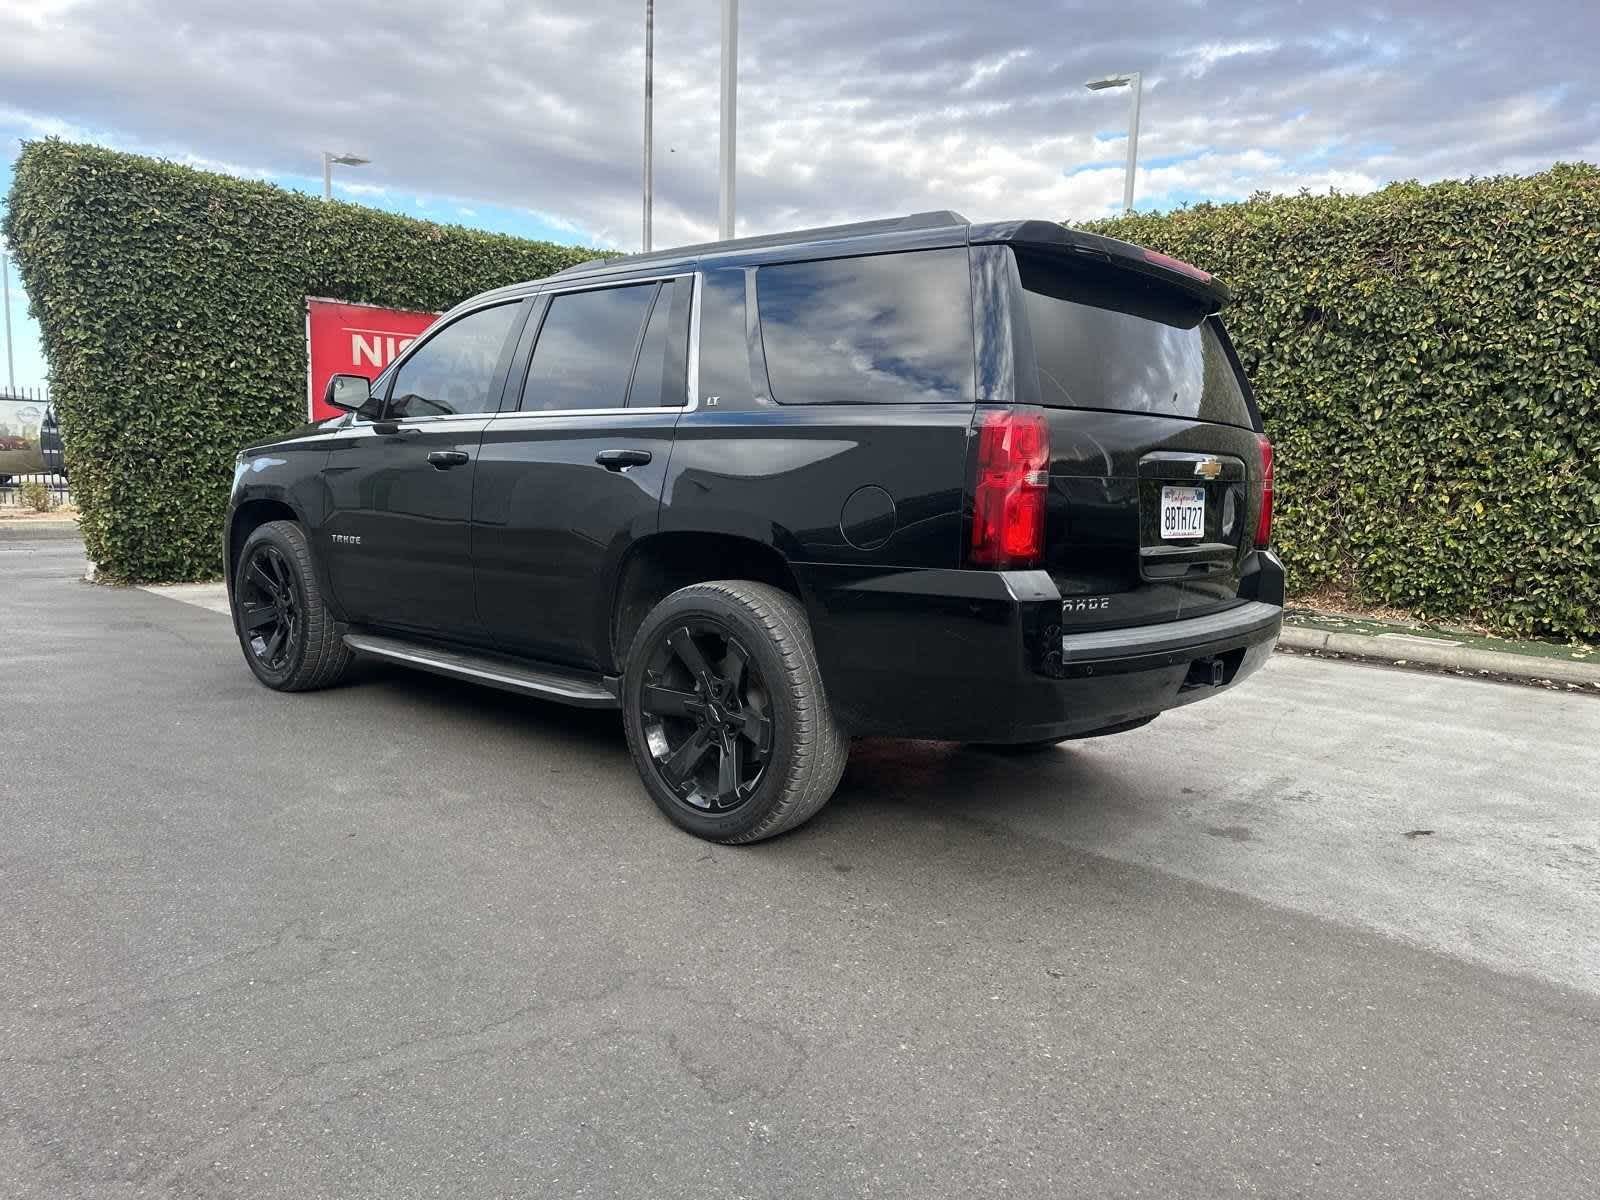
[305,297,439,421]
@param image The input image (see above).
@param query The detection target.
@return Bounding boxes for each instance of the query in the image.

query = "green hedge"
[8,143,1599,638]
[2,140,604,582]
[1086,164,1600,640]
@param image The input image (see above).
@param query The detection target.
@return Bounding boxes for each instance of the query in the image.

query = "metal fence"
[0,385,72,510]
[0,471,72,510]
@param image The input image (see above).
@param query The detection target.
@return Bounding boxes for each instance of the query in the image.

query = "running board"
[342,632,620,709]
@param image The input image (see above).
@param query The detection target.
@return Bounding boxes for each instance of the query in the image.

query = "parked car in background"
[0,393,50,484]
[225,212,1283,843]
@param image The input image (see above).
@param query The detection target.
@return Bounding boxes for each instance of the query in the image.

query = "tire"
[231,520,353,692]
[621,581,849,844]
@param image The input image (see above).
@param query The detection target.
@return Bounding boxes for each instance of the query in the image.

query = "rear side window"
[520,283,658,412]
[697,268,756,407]
[625,279,690,408]
[756,249,974,405]
[1016,251,1254,429]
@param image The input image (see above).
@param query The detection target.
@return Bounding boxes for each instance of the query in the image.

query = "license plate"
[1160,486,1206,540]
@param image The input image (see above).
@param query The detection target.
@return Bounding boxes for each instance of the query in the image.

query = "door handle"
[595,449,653,471]
[426,450,471,470]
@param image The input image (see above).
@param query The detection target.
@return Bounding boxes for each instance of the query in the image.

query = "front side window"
[520,284,659,412]
[755,248,974,405]
[386,302,520,419]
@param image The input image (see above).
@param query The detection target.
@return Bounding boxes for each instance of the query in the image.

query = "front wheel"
[622,581,849,843]
[231,520,352,692]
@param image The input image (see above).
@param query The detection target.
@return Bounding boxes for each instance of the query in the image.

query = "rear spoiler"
[969,220,1231,311]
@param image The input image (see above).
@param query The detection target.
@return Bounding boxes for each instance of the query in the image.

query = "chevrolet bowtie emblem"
[1194,458,1223,480]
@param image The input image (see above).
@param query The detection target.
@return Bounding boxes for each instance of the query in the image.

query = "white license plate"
[1160,486,1206,540]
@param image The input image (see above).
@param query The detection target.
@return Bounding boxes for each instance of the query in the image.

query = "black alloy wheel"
[231,521,352,692]
[622,580,849,843]
[637,619,774,813]
[237,543,302,672]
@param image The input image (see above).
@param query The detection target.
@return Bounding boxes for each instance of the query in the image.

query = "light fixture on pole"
[718,0,738,240]
[643,0,654,252]
[1085,72,1142,215]
[322,152,370,201]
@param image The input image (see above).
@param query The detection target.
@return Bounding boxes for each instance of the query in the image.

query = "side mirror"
[324,373,380,418]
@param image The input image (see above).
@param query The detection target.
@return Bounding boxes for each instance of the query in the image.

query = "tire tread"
[238,520,352,692]
[623,580,848,843]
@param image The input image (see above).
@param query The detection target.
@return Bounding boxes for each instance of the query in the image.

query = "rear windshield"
[1015,250,1255,429]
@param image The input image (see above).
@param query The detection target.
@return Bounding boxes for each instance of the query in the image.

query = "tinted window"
[521,284,657,412]
[698,268,754,407]
[756,249,974,405]
[627,284,674,407]
[387,303,519,419]
[1017,252,1253,428]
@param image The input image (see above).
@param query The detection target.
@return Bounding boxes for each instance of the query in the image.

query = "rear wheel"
[232,520,352,692]
[622,581,848,843]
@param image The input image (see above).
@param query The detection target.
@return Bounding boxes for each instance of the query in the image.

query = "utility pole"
[642,0,654,252]
[718,0,738,240]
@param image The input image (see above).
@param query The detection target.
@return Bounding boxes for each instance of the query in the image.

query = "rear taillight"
[970,410,1050,568]
[1254,434,1275,548]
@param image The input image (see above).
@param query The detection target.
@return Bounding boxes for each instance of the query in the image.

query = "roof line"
[549,209,971,280]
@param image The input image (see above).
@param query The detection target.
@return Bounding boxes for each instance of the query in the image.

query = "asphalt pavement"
[3,536,1597,1199]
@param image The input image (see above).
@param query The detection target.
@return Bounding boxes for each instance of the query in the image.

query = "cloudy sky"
[3,0,1599,389]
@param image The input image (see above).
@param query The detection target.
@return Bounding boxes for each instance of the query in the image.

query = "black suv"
[227,212,1283,842]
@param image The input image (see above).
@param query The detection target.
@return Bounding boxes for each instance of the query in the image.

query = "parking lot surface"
[4,537,1597,1198]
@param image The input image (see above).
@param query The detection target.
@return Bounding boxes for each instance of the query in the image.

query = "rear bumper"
[798,551,1284,742]
[1051,599,1282,675]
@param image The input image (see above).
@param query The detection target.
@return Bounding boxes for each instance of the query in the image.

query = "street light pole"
[1,240,14,392]
[321,151,371,201]
[643,0,654,253]
[1122,73,1142,215]
[1085,72,1143,215]
[718,0,738,240]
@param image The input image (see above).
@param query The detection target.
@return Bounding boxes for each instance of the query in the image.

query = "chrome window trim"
[486,271,702,423]
[353,411,496,427]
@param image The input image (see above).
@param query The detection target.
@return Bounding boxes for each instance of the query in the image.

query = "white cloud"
[959,48,1031,93]
[0,0,1594,254]
[1180,39,1280,78]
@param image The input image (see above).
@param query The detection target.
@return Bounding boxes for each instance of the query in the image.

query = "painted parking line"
[138,581,231,615]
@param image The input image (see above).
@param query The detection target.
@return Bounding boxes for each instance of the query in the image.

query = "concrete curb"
[1279,625,1600,687]
[0,520,83,542]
